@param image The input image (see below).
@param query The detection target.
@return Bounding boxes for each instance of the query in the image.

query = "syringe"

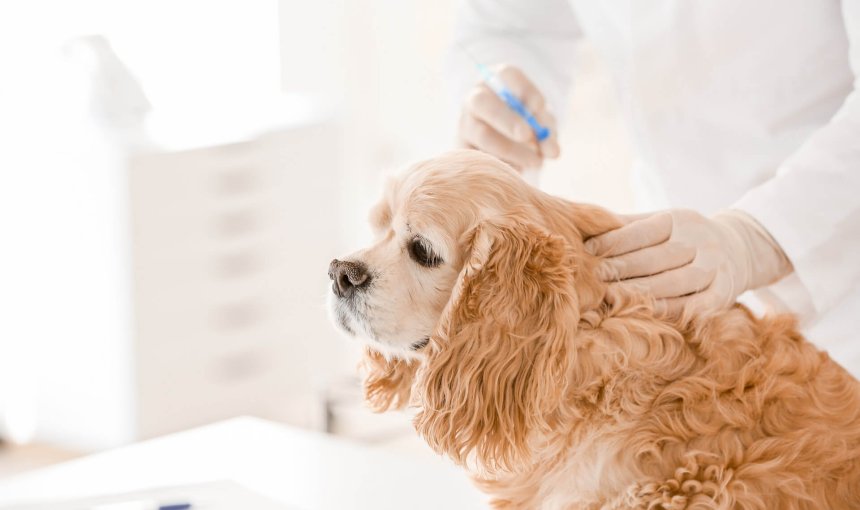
[458,44,551,142]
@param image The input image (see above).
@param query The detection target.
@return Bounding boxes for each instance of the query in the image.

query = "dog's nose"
[328,259,371,298]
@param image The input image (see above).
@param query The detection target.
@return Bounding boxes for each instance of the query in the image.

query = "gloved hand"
[458,65,560,171]
[584,209,793,315]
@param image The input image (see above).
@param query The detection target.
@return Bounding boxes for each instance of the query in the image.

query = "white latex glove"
[584,209,793,315]
[458,65,561,171]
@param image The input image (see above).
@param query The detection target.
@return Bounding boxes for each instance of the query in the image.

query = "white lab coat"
[450,0,860,377]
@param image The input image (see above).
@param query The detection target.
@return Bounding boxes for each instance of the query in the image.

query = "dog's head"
[327,149,619,470]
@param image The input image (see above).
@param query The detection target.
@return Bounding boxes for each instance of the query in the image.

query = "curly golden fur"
[331,150,860,509]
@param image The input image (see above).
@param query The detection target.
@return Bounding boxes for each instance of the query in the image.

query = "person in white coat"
[451,1,860,377]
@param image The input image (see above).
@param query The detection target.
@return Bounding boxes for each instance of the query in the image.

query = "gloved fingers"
[655,285,731,318]
[467,84,536,144]
[585,212,673,257]
[459,113,542,170]
[585,212,652,241]
[597,242,697,281]
[491,66,558,158]
[493,65,547,112]
[609,263,716,299]
[533,109,560,159]
[458,64,551,171]
[616,212,654,224]
[653,295,687,317]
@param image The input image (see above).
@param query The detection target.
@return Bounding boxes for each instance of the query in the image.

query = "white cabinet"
[3,100,355,451]
[129,121,349,442]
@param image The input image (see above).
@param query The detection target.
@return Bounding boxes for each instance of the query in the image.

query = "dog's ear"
[361,347,418,412]
[414,220,579,472]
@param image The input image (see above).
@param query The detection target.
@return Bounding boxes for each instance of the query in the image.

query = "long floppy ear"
[360,347,419,412]
[414,220,579,472]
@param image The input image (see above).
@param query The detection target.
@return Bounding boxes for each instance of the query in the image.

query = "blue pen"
[459,45,551,142]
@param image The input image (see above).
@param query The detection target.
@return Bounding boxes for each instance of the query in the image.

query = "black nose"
[328,259,371,298]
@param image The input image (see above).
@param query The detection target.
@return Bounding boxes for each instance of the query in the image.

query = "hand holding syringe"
[456,46,560,173]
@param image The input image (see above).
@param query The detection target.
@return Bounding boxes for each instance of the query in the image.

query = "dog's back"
[634,307,860,509]
[476,306,860,509]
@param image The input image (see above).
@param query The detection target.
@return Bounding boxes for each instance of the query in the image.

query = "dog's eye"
[408,237,442,268]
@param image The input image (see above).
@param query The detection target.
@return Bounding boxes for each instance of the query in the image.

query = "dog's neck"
[538,196,708,420]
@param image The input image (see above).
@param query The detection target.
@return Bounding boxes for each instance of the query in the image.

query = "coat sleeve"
[734,0,860,320]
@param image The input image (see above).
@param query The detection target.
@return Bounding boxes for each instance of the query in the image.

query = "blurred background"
[0,0,632,476]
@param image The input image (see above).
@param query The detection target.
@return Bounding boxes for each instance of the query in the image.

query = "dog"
[327,149,860,509]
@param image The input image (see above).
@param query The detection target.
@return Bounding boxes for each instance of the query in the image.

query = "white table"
[0,417,486,509]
